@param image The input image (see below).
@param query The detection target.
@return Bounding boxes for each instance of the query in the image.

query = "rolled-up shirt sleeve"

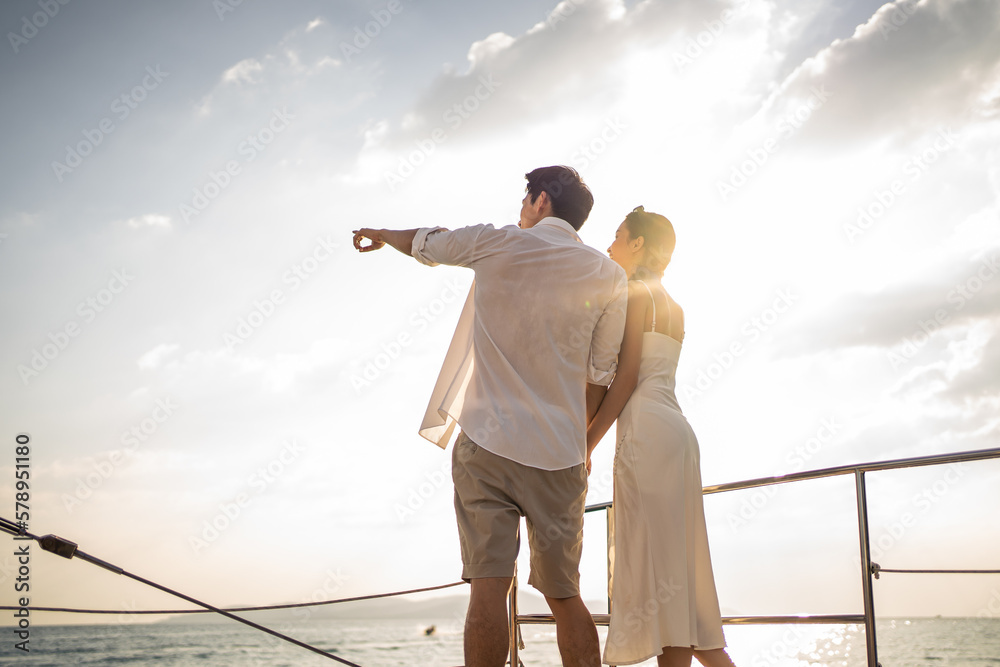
[410,227,447,266]
[588,271,628,386]
[411,224,509,267]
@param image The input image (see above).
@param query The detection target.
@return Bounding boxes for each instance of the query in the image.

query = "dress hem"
[604,642,728,666]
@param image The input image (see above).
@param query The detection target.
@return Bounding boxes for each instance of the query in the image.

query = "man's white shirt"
[412,217,627,471]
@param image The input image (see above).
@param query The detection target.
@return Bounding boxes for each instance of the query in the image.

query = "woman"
[587,206,736,667]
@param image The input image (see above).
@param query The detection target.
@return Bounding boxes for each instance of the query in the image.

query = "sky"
[1,0,999,643]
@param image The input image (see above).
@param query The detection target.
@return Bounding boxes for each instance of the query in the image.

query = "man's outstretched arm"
[353,228,419,256]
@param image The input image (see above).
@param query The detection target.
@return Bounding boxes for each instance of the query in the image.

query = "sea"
[1,617,998,666]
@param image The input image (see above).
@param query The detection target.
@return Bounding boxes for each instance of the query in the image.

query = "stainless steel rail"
[701,446,1000,495]
[507,446,1000,667]
[515,613,867,626]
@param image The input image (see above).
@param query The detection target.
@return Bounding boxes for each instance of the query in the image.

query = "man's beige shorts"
[451,430,588,599]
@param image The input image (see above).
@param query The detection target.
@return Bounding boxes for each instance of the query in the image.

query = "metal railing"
[507,446,1000,667]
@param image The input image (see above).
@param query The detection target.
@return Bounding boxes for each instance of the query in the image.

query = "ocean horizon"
[2,616,998,666]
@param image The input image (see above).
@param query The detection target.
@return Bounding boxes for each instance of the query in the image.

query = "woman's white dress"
[604,284,726,666]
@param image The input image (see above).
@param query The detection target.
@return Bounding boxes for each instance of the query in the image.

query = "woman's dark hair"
[623,206,676,279]
[524,165,594,230]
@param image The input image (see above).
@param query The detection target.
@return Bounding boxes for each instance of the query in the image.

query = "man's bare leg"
[466,577,513,667]
[545,594,600,667]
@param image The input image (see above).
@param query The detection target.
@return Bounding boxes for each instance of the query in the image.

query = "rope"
[1,517,371,665]
[0,581,468,615]
[109,560,364,666]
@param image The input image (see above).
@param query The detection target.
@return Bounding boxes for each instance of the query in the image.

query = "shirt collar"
[532,216,581,241]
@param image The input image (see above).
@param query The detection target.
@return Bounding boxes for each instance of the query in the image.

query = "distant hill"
[159,590,596,625]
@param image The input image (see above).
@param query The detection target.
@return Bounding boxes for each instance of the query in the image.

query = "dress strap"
[637,280,657,331]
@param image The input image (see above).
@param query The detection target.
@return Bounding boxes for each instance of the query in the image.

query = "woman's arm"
[586,282,649,458]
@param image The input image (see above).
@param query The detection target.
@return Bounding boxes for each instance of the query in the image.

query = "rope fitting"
[39,534,78,559]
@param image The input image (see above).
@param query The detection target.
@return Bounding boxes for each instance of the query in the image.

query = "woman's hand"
[585,428,599,476]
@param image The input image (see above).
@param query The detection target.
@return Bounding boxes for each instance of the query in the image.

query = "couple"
[353,165,736,667]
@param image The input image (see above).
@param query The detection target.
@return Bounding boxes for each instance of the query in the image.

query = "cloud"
[155,337,352,398]
[125,213,172,229]
[306,17,325,32]
[365,0,730,151]
[314,55,342,70]
[757,0,1000,150]
[935,328,1000,404]
[222,58,265,85]
[137,343,180,370]
[788,247,1000,354]
[776,245,1000,453]
[192,26,347,122]
[2,211,39,228]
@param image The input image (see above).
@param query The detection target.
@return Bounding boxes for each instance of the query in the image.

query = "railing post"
[607,503,616,667]
[508,564,519,667]
[607,503,614,616]
[854,470,880,667]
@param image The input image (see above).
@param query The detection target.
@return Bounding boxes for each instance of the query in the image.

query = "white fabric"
[604,329,726,665]
[412,217,627,471]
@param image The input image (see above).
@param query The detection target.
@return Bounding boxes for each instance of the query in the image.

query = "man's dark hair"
[524,165,594,230]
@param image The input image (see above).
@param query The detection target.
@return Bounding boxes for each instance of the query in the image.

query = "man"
[352,165,627,667]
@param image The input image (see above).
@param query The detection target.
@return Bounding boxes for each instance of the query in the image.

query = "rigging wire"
[1,515,376,666]
[0,581,468,615]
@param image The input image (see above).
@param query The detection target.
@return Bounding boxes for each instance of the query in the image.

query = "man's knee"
[544,593,590,619]
[470,577,514,603]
